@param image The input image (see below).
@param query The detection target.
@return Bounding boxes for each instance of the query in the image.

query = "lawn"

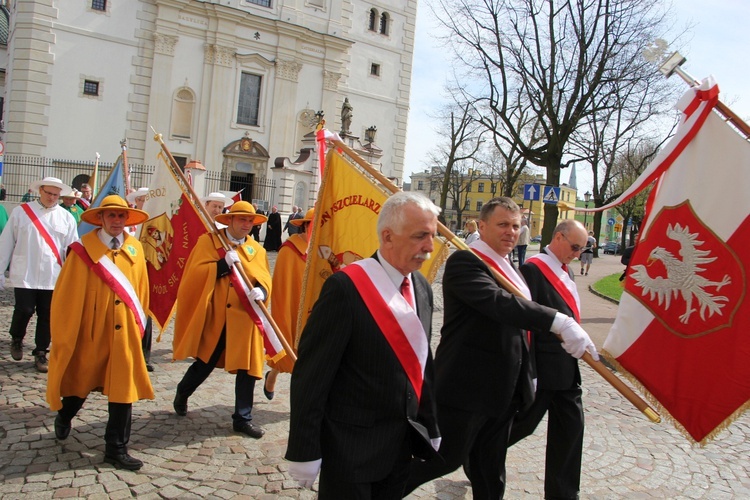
[591,273,625,302]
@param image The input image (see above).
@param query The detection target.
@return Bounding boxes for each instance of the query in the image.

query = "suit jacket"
[520,249,581,391]
[435,250,558,416]
[285,256,439,483]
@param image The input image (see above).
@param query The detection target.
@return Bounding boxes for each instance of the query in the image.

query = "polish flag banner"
[603,77,750,444]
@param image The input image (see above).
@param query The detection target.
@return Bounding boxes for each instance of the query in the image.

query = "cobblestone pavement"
[1,248,748,498]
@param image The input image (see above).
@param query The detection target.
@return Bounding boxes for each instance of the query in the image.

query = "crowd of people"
[2,177,600,498]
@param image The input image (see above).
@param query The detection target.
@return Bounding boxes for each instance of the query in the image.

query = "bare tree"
[431,0,674,244]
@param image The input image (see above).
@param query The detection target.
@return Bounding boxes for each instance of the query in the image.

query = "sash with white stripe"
[469,239,530,299]
[526,253,581,322]
[21,204,63,267]
[68,242,147,337]
[342,258,429,401]
[217,247,285,362]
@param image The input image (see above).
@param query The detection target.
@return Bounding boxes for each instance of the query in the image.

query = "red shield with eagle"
[625,202,744,337]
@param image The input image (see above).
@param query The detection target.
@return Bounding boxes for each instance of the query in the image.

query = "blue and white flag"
[77,155,126,236]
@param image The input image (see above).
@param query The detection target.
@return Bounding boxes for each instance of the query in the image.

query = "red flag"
[139,157,210,330]
[231,189,243,204]
[603,77,750,444]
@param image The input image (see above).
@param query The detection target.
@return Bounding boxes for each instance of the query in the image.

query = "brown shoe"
[35,352,48,373]
[11,339,23,361]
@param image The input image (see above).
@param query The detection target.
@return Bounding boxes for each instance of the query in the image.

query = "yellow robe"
[46,231,153,411]
[172,231,272,377]
[268,234,308,373]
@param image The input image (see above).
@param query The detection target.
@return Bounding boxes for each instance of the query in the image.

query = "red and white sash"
[217,247,285,361]
[21,203,63,267]
[469,240,530,299]
[68,241,147,337]
[342,258,428,401]
[526,252,581,322]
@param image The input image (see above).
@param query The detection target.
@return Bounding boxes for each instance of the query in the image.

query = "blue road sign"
[607,217,616,226]
[542,185,560,204]
[524,183,541,201]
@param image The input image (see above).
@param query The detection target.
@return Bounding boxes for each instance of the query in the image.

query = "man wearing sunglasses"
[509,219,591,500]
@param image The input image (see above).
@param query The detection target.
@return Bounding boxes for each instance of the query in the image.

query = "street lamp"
[583,191,591,229]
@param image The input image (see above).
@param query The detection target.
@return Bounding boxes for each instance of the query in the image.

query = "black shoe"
[104,453,143,471]
[263,372,274,401]
[35,352,49,373]
[173,392,188,416]
[54,414,71,440]
[10,339,23,361]
[233,422,265,439]
[146,364,154,372]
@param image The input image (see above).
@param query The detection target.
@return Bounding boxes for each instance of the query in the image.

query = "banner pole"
[329,137,659,423]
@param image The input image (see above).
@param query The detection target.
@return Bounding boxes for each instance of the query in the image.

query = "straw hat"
[80,195,149,226]
[201,192,234,208]
[30,177,71,193]
[215,201,268,226]
[126,187,149,204]
[61,189,81,199]
[290,208,314,227]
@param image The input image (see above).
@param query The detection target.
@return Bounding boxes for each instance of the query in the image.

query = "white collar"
[377,249,411,291]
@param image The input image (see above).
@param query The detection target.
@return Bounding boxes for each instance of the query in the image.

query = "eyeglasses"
[561,232,584,253]
[40,188,61,198]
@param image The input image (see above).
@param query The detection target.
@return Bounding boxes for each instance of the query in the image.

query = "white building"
[0,0,417,210]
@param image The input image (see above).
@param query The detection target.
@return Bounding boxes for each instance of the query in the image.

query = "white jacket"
[0,202,79,289]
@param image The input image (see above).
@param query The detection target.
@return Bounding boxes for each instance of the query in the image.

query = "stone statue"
[341,97,353,135]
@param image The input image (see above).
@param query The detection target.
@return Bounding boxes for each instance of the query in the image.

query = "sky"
[403,0,750,194]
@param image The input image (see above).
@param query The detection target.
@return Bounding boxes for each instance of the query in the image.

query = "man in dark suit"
[285,191,442,499]
[405,197,598,499]
[508,219,590,499]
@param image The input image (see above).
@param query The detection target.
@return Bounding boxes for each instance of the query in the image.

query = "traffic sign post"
[524,183,541,201]
[542,185,560,204]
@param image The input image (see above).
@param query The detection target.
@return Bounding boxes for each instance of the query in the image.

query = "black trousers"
[10,288,53,354]
[507,387,584,500]
[141,318,153,364]
[405,400,520,500]
[58,396,133,455]
[175,328,257,425]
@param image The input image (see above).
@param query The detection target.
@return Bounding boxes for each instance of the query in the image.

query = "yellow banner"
[295,151,449,347]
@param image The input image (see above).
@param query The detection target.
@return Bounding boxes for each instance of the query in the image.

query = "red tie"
[562,263,568,273]
[400,277,414,308]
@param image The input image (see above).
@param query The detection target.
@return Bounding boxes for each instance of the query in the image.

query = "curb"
[588,284,620,305]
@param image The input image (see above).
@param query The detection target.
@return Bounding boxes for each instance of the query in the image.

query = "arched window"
[295,181,307,209]
[171,87,195,140]
[380,12,389,35]
[368,8,378,31]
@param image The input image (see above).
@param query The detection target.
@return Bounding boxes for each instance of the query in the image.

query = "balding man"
[0,177,78,372]
[508,219,591,499]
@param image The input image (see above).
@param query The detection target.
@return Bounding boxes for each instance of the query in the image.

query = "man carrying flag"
[172,201,272,439]
[285,192,442,497]
[46,195,152,470]
[0,176,79,372]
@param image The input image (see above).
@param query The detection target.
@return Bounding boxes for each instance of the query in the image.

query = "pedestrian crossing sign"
[543,186,560,204]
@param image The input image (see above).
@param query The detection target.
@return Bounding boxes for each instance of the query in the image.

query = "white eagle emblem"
[631,223,731,324]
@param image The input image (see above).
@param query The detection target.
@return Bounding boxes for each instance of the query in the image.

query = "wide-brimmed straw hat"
[61,189,81,199]
[80,195,149,226]
[290,208,314,227]
[30,177,71,193]
[215,201,268,226]
[126,187,149,204]
[201,192,235,208]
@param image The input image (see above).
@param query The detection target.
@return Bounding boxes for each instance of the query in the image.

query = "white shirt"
[0,202,79,289]
[376,249,415,307]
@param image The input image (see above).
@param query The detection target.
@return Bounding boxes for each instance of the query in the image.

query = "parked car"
[602,241,622,255]
[530,235,542,243]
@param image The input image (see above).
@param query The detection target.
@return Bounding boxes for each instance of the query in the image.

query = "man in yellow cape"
[172,201,272,439]
[263,207,314,399]
[46,195,152,471]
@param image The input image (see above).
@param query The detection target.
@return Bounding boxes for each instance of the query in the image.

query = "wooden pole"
[330,138,660,423]
[120,139,132,196]
[151,130,297,362]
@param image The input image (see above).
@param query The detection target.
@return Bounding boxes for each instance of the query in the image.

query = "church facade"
[0,0,416,210]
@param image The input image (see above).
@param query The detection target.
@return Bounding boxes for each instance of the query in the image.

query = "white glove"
[287,459,321,489]
[0,274,5,290]
[550,313,599,361]
[246,286,265,302]
[224,250,240,267]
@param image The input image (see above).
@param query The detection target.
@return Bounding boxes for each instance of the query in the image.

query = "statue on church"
[341,97,353,135]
